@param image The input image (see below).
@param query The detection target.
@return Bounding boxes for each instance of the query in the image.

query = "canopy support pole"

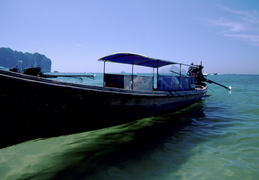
[156,60,159,90]
[103,61,106,87]
[153,68,155,90]
[180,64,182,77]
[131,64,134,90]
[179,64,182,88]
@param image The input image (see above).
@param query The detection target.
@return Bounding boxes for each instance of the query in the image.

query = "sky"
[1,0,259,74]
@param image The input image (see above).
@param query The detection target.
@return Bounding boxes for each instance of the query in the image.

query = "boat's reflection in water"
[0,102,206,180]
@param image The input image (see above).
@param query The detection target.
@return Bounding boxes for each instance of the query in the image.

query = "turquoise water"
[1,74,259,179]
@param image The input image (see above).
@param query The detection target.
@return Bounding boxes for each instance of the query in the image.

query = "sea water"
[0,74,259,180]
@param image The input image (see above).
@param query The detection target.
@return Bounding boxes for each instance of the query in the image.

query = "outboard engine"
[187,63,206,87]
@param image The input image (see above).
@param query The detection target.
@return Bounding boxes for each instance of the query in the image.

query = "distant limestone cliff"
[0,47,52,72]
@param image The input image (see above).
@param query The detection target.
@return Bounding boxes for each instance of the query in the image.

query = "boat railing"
[104,73,153,91]
[157,75,195,91]
[104,73,195,91]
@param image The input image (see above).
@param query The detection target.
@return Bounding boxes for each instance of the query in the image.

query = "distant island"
[0,47,52,72]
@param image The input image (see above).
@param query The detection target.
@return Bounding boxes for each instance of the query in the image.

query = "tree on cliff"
[0,47,52,72]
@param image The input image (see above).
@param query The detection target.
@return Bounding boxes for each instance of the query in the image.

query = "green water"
[0,74,259,179]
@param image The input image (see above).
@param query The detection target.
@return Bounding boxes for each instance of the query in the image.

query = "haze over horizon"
[1,0,259,74]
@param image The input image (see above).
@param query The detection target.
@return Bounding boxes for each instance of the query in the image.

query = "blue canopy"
[98,53,178,68]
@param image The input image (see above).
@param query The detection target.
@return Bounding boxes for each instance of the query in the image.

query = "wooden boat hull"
[0,70,207,147]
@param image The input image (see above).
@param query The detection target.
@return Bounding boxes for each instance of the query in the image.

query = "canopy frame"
[98,53,191,89]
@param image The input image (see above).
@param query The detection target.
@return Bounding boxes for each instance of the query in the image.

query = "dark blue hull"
[0,70,207,148]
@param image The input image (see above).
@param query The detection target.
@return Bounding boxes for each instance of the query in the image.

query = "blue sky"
[1,0,259,74]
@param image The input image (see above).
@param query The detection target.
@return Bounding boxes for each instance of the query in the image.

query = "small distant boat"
[0,53,208,147]
[210,72,219,75]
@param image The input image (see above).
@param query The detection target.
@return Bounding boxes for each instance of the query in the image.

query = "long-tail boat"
[0,53,208,147]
